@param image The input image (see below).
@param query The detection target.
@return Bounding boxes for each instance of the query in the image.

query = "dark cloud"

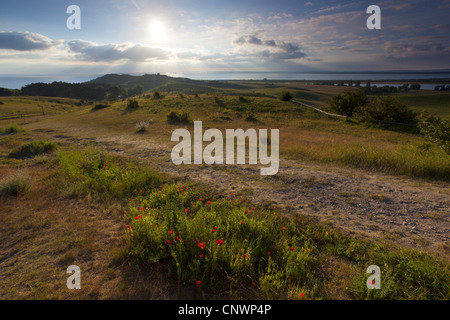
[0,31,59,51]
[234,35,306,60]
[67,40,171,61]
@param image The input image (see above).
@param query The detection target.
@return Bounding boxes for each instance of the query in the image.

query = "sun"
[149,21,166,42]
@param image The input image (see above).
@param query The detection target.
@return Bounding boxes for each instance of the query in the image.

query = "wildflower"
[128,198,132,201]
[167,240,171,244]
[195,239,200,244]
[134,215,140,220]
[176,237,180,241]
[198,242,205,249]
[300,293,305,298]
[185,209,189,212]
[140,207,144,210]
[252,208,255,211]
[211,229,215,234]
[125,225,131,229]
[244,210,248,214]
[140,190,143,193]
[306,248,310,252]
[243,199,246,202]
[196,280,201,287]
[207,201,211,205]
[230,193,233,196]
[214,226,218,230]
[240,221,244,224]
[199,253,203,258]
[290,246,295,251]
[282,227,286,230]
[169,230,173,234]
[199,198,203,201]
[243,254,247,259]
[268,251,271,256]
[216,239,224,245]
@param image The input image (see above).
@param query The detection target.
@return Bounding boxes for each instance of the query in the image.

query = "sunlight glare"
[149,21,166,42]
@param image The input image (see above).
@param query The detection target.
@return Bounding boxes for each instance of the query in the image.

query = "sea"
[1,72,450,90]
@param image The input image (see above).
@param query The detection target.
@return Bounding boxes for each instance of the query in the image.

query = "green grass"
[395,93,450,117]
[119,179,449,299]
[8,140,57,159]
[55,146,163,199]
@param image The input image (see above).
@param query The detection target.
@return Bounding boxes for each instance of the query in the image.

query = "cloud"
[67,40,171,61]
[0,31,60,51]
[234,35,305,59]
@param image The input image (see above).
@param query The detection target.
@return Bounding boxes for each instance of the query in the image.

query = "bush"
[126,99,139,109]
[166,111,191,124]
[0,171,31,196]
[9,140,57,159]
[135,121,151,134]
[152,91,161,99]
[328,89,368,116]
[91,103,110,111]
[418,112,450,154]
[354,96,417,124]
[1,124,24,134]
[279,91,293,101]
[245,112,258,122]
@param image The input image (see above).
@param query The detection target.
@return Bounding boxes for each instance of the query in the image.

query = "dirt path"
[30,124,450,262]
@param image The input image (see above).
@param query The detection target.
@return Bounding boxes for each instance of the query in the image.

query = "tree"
[418,112,450,154]
[279,91,293,101]
[327,89,367,117]
[354,96,417,124]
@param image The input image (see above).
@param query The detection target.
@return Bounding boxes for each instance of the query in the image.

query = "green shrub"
[327,89,368,116]
[9,140,57,159]
[279,91,294,101]
[152,91,161,99]
[0,171,31,196]
[1,124,24,134]
[166,111,191,124]
[418,112,450,154]
[355,96,417,124]
[91,103,110,111]
[126,99,139,109]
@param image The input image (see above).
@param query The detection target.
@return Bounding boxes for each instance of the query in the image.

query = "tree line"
[0,82,144,100]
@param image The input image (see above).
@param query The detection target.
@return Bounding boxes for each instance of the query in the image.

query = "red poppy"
[167,240,171,244]
[243,254,247,259]
[290,246,295,251]
[240,221,244,224]
[207,201,211,205]
[140,207,144,210]
[300,293,305,298]
[252,208,255,211]
[230,193,233,196]
[169,230,173,234]
[211,229,215,233]
[214,226,218,230]
[244,210,248,214]
[196,280,201,287]
[139,190,143,193]
[216,239,224,245]
[125,225,131,229]
[268,251,271,256]
[243,199,246,202]
[199,253,203,258]
[198,242,205,249]
[199,198,203,201]
[128,198,132,201]
[282,227,286,230]
[185,209,189,212]
[134,215,140,220]
[195,239,200,244]
[181,186,184,189]
[306,248,310,252]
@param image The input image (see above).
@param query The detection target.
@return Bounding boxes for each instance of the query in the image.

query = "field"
[0,81,449,300]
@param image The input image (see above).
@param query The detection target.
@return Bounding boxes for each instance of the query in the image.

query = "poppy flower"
[300,293,305,298]
[243,254,247,259]
[134,215,140,220]
[230,193,233,196]
[125,225,131,229]
[252,208,255,211]
[195,239,200,244]
[211,229,215,233]
[199,198,203,201]
[216,239,224,245]
[243,199,246,202]
[128,198,132,201]
[196,280,201,287]
[139,190,143,193]
[244,210,248,214]
[198,242,205,249]
[282,227,286,230]
[167,240,171,244]
[169,230,173,234]
[268,251,271,256]
[214,226,218,230]
[199,254,203,258]
[140,207,144,210]
[372,280,375,285]
[240,221,244,224]
[207,201,211,205]
[176,237,180,241]
[306,248,310,252]
[290,246,295,251]
[185,209,189,212]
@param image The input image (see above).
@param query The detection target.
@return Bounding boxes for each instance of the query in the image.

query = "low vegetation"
[8,140,57,159]
[0,171,31,196]
[166,110,192,124]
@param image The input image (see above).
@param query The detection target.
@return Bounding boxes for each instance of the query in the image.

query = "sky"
[0,0,449,82]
